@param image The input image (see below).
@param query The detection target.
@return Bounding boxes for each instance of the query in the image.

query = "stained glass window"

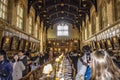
[35,24,38,38]
[57,24,69,36]
[29,16,33,34]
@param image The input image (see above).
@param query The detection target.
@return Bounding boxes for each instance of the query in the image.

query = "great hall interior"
[0,0,120,80]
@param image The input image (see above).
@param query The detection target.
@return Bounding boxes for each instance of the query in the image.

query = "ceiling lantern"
[61,3,64,6]
[61,11,64,14]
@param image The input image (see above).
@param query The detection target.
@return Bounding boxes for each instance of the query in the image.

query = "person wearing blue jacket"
[0,50,13,80]
[84,66,91,80]
[75,45,91,80]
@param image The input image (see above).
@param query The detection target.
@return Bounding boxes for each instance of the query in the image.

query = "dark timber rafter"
[28,0,97,30]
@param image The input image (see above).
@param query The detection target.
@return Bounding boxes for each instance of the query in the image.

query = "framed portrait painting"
[19,39,25,50]
[112,36,120,49]
[1,36,11,51]
[106,38,113,50]
[11,36,19,50]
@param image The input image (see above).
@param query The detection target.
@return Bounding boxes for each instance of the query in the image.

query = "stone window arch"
[101,2,108,28]
[92,13,96,34]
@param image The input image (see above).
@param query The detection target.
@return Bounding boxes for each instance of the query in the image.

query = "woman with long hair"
[90,49,120,80]
[12,54,25,80]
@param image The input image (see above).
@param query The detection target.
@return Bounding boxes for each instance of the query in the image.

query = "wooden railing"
[19,59,55,80]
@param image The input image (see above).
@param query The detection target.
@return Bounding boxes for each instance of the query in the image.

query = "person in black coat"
[0,50,13,80]
[70,50,79,73]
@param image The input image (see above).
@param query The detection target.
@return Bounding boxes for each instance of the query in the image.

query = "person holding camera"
[12,54,25,80]
[75,45,91,80]
[18,50,27,77]
[0,50,13,80]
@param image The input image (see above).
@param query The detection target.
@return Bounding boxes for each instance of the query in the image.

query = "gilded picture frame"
[106,39,112,50]
[19,39,25,50]
[1,36,11,51]
[11,36,19,50]
[112,36,120,49]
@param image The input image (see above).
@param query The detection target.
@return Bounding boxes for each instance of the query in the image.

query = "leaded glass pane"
[57,23,69,36]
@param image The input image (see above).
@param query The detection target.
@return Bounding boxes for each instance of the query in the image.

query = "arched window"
[57,23,69,36]
[0,0,8,20]
[98,7,102,30]
[86,15,89,37]
[85,28,87,40]
[92,13,96,34]
[114,0,120,20]
[101,3,107,27]
[16,4,24,29]
[98,2,107,29]
[29,16,33,34]
[87,21,89,37]
[35,23,38,38]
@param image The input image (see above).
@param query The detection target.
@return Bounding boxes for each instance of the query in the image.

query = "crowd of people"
[0,49,60,80]
[0,45,120,80]
[68,45,120,80]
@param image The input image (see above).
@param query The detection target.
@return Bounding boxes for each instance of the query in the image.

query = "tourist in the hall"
[30,52,39,71]
[83,46,91,80]
[12,54,25,80]
[18,50,27,77]
[75,53,87,80]
[26,56,32,73]
[34,52,41,66]
[75,45,91,80]
[39,53,44,65]
[107,50,120,68]
[90,49,120,80]
[44,51,49,62]
[70,50,79,73]
[0,50,13,80]
[49,50,53,60]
